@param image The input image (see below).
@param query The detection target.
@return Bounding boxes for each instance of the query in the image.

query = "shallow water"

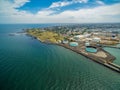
[104,47,120,66]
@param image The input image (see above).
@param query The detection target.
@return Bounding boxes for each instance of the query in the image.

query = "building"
[92,37,101,43]
[85,42,90,46]
[62,40,69,44]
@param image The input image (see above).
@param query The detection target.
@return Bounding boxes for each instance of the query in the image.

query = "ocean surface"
[0,24,120,90]
[104,47,120,66]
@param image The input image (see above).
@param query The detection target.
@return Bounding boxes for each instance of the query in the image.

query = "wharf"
[103,45,120,49]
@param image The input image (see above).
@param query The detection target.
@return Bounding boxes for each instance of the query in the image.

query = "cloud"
[49,0,88,9]
[0,0,32,23]
[37,10,55,16]
[96,0,105,5]
[0,0,30,15]
[13,0,30,8]
[0,0,120,23]
[59,3,120,22]
[0,0,30,9]
[49,1,71,8]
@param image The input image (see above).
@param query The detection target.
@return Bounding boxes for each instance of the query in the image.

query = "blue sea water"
[104,47,120,66]
[0,24,120,90]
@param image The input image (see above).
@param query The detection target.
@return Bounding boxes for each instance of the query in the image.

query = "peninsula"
[26,24,120,73]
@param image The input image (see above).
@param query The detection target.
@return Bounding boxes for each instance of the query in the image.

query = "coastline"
[1,24,120,90]
[56,44,120,73]
[27,33,120,73]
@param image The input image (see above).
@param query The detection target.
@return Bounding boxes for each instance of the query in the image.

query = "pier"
[104,63,120,73]
[108,62,120,69]
[103,45,120,49]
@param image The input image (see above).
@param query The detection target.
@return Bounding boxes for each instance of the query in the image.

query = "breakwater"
[103,45,120,49]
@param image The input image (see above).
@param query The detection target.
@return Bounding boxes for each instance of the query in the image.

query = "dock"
[104,63,120,73]
[103,45,120,49]
[108,62,120,69]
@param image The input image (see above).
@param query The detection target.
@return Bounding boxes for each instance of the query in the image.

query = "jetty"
[103,45,120,49]
[104,63,120,72]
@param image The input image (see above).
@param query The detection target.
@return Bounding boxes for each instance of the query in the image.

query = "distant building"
[58,40,62,43]
[84,34,91,38]
[92,37,101,43]
[74,35,84,38]
[85,42,90,46]
[74,34,91,40]
[74,35,84,40]
[86,38,92,41]
[62,40,68,44]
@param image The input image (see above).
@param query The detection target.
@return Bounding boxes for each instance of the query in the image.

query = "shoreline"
[56,44,120,73]
[27,33,120,73]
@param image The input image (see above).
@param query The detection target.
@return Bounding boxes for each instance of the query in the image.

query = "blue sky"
[18,0,120,13]
[0,0,120,23]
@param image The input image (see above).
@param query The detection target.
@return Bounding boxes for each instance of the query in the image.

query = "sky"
[0,0,120,23]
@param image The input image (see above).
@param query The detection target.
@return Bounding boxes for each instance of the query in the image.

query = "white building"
[74,35,85,41]
[62,40,69,44]
[92,37,101,43]
[85,42,90,46]
[74,34,91,39]
[84,34,91,38]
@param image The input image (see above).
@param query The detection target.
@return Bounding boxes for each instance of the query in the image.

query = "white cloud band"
[0,0,120,23]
